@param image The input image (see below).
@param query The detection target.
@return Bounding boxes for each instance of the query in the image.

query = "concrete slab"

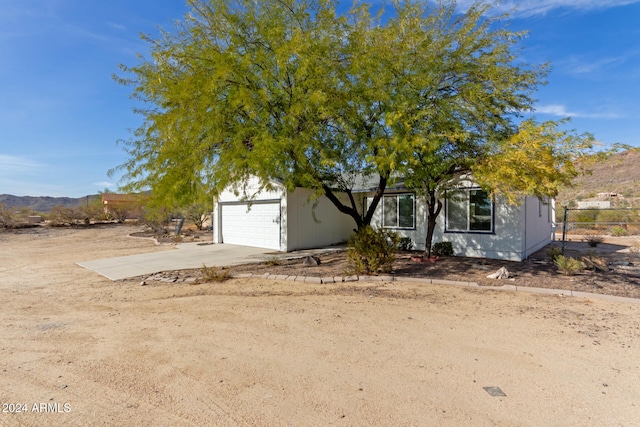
[77,243,272,281]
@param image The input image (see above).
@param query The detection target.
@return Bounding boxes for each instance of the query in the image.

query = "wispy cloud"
[534,104,621,119]
[456,0,640,17]
[0,154,41,176]
[93,181,116,189]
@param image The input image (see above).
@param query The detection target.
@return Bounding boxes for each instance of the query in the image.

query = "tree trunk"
[321,174,388,231]
[424,190,442,258]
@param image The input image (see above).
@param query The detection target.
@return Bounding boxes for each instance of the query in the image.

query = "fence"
[557,207,640,252]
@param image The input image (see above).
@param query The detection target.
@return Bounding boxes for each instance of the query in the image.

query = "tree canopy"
[112,0,591,234]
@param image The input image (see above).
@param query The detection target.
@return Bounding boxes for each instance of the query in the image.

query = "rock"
[581,256,609,272]
[487,267,510,279]
[302,255,321,267]
[140,281,147,286]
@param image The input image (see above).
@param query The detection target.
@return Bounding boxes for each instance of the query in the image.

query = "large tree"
[112,0,563,231]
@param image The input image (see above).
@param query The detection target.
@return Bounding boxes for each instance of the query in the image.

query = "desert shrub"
[610,226,627,237]
[139,206,172,233]
[546,246,563,260]
[346,226,399,275]
[398,237,413,251]
[432,241,454,257]
[48,205,87,226]
[554,255,582,276]
[183,202,212,231]
[584,234,605,247]
[201,264,233,283]
[0,203,16,228]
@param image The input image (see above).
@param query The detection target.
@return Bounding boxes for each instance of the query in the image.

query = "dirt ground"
[1,224,640,426]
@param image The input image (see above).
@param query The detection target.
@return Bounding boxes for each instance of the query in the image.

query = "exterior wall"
[365,188,553,261]
[523,196,554,259]
[213,177,354,252]
[440,197,524,261]
[284,188,355,251]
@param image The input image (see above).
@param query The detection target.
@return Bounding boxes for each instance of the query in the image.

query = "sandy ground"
[1,225,640,426]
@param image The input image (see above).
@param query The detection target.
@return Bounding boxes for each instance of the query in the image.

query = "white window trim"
[445,188,494,233]
[366,193,416,229]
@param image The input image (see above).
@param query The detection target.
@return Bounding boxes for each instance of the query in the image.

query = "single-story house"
[212,175,555,261]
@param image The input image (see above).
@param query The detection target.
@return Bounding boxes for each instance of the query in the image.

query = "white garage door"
[220,202,281,250]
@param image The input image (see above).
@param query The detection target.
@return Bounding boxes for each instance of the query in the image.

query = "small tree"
[184,201,212,231]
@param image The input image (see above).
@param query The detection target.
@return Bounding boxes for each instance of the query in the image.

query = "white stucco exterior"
[213,177,354,252]
[367,190,554,261]
[214,176,554,261]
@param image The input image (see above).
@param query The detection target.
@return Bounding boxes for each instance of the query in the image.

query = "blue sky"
[1,0,639,197]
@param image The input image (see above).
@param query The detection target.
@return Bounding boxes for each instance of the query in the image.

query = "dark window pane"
[469,190,491,231]
[398,194,414,228]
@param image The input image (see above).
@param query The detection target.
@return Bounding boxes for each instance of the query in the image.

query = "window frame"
[366,193,416,230]
[444,187,494,234]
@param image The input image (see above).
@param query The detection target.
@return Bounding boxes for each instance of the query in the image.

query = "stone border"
[231,273,640,305]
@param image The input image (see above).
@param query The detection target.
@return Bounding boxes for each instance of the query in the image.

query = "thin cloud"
[0,154,41,176]
[93,181,116,189]
[455,0,640,17]
[534,104,621,119]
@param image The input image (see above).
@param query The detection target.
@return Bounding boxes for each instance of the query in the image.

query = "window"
[446,189,493,232]
[367,193,415,229]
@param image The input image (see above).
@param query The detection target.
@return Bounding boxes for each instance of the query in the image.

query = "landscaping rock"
[487,267,510,279]
[302,255,321,267]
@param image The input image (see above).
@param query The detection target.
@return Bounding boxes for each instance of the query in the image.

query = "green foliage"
[473,119,596,204]
[554,255,582,276]
[139,205,173,234]
[183,200,212,231]
[610,226,627,237]
[113,0,551,230]
[200,264,233,283]
[346,226,399,275]
[546,246,563,260]
[431,241,454,257]
[398,237,413,251]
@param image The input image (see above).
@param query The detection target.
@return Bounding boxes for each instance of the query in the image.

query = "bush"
[398,237,413,251]
[0,203,16,228]
[610,226,627,237]
[554,255,582,276]
[200,264,233,283]
[584,234,605,247]
[431,241,454,257]
[546,246,563,260]
[346,226,399,275]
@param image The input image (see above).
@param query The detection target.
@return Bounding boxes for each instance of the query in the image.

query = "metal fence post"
[561,207,568,254]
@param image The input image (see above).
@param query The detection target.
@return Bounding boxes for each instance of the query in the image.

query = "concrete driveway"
[77,243,273,281]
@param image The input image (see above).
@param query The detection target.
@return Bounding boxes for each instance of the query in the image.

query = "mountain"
[556,148,640,207]
[0,194,88,213]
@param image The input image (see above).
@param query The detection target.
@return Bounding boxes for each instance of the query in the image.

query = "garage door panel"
[221,202,281,250]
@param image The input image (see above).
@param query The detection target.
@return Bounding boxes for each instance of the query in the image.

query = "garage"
[219,201,281,250]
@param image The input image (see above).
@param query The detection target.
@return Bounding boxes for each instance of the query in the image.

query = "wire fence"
[557,207,640,252]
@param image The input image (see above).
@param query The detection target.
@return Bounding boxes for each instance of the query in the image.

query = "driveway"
[77,243,272,281]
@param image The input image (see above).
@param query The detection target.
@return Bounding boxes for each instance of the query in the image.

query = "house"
[101,194,141,220]
[212,176,555,261]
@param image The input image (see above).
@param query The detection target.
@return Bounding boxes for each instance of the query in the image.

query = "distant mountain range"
[0,194,91,213]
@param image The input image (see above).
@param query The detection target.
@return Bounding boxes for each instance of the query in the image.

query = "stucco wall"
[284,188,355,251]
